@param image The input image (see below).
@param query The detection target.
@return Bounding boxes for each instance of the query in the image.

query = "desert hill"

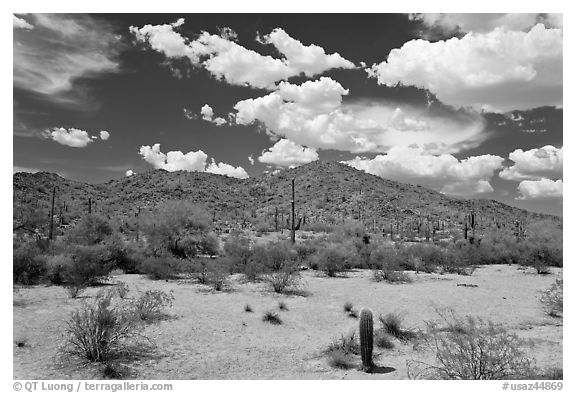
[13,161,558,237]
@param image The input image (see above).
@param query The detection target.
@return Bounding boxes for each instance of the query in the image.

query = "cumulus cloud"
[368,24,562,112]
[233,77,486,154]
[45,127,93,148]
[258,139,319,167]
[342,147,504,196]
[517,178,562,200]
[205,160,249,179]
[409,13,563,34]
[14,14,122,106]
[126,170,135,177]
[499,145,563,181]
[99,130,110,140]
[200,104,227,126]
[130,21,355,89]
[13,15,33,30]
[138,143,248,179]
[248,155,255,165]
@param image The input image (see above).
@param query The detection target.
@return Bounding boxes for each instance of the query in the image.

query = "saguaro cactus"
[359,308,374,372]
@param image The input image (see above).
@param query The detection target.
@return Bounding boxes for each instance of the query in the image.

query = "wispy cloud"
[14,14,124,108]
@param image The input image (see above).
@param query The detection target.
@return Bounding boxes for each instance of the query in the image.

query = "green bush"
[64,245,113,285]
[223,234,252,274]
[137,256,183,280]
[66,214,114,246]
[141,200,214,258]
[13,241,47,285]
[313,243,350,277]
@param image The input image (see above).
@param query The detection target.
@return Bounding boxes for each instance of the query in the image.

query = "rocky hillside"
[13,161,559,236]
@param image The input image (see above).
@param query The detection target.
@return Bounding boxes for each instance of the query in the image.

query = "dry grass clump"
[262,311,282,325]
[324,333,360,369]
[379,312,417,341]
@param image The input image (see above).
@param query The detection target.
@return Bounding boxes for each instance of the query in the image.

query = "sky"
[13,13,563,216]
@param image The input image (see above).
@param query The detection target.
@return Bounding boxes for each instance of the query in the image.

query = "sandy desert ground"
[13,264,562,380]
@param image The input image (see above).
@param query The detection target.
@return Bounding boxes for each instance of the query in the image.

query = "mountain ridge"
[13,161,559,237]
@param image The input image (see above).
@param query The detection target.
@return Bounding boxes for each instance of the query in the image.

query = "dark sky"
[13,13,563,216]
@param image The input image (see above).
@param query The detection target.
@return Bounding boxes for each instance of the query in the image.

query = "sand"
[13,264,562,379]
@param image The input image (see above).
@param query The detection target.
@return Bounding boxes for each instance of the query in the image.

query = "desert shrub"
[199,232,220,256]
[262,311,282,325]
[63,245,114,288]
[13,242,47,285]
[325,332,360,355]
[372,268,412,283]
[540,279,563,317]
[141,200,213,258]
[278,301,288,311]
[224,234,253,274]
[131,290,174,322]
[137,256,182,280]
[409,312,535,380]
[326,349,355,369]
[192,259,230,290]
[265,271,301,294]
[313,243,350,277]
[66,214,114,246]
[244,304,253,313]
[256,241,301,293]
[65,293,140,362]
[379,313,417,341]
[374,330,395,349]
[46,254,72,285]
[104,237,146,274]
[294,239,321,264]
[343,302,354,313]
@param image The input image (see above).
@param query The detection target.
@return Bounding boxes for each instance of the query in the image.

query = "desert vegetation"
[13,165,563,379]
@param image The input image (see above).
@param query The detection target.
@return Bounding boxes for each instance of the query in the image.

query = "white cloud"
[248,155,255,166]
[368,24,562,112]
[517,178,562,200]
[14,14,122,105]
[13,15,33,30]
[342,146,504,196]
[139,144,208,172]
[125,170,135,177]
[233,77,486,154]
[409,13,563,34]
[499,145,563,181]
[46,127,93,148]
[200,104,227,126]
[258,139,319,167]
[260,28,355,77]
[99,130,110,140]
[130,21,355,89]
[138,143,248,179]
[205,160,249,179]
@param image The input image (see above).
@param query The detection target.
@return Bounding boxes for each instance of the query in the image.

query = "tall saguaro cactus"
[359,308,374,372]
[291,178,296,244]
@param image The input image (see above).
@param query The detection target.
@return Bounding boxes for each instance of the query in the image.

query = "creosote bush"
[408,311,536,380]
[65,292,140,362]
[540,279,563,318]
[132,290,174,322]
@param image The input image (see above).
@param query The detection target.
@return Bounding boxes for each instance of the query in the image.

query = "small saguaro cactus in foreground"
[359,308,374,372]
